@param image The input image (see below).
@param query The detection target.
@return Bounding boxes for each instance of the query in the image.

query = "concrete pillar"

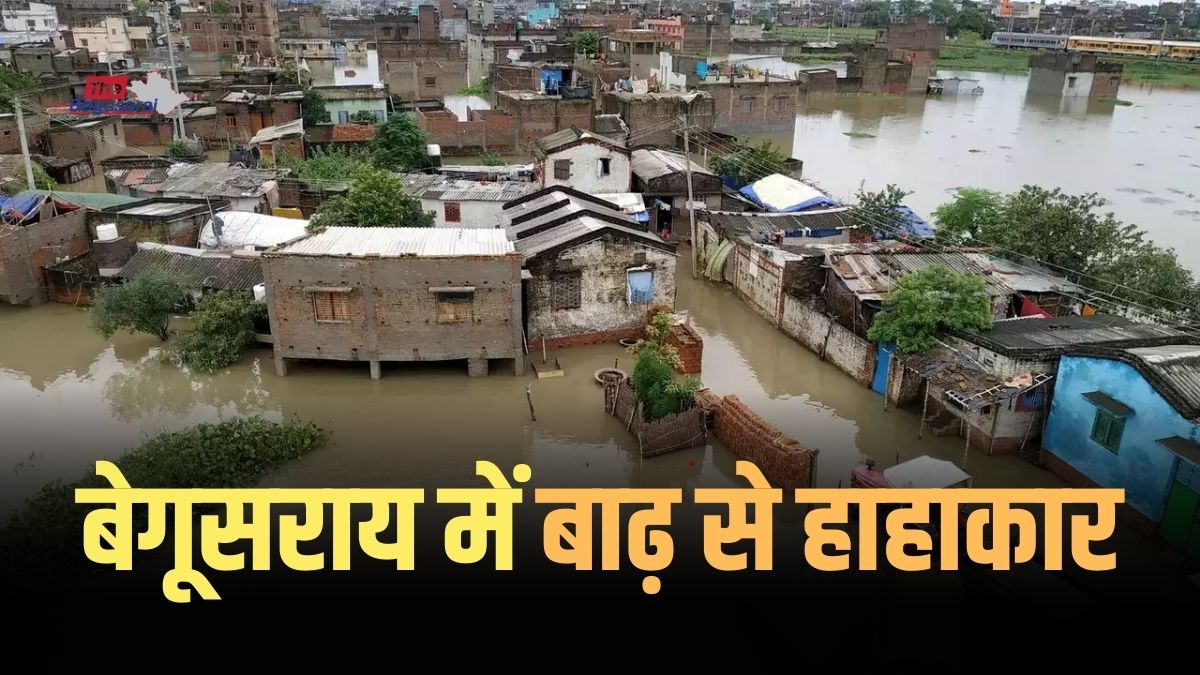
[369,360,382,380]
[513,354,525,376]
[274,354,289,377]
[468,357,488,377]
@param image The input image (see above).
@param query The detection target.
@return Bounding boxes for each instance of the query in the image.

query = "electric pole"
[14,95,35,190]
[681,114,698,280]
[163,1,185,139]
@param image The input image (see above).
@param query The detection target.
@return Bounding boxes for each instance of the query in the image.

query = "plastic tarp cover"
[738,174,840,212]
[199,211,309,250]
[0,194,45,225]
[627,270,654,304]
[884,205,935,240]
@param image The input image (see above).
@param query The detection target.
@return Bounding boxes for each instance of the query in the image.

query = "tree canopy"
[172,291,262,373]
[310,167,434,229]
[301,89,328,128]
[370,113,430,171]
[867,265,994,354]
[0,66,39,113]
[90,271,185,342]
[851,183,912,238]
[708,140,789,188]
[933,186,1199,317]
[574,31,599,55]
[277,146,374,183]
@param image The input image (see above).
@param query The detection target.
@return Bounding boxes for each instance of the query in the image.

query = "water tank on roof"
[253,283,267,303]
[96,223,119,241]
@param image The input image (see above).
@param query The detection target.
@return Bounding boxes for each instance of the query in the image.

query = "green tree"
[276,146,374,183]
[896,0,926,21]
[950,8,993,38]
[131,0,152,13]
[861,0,894,27]
[852,183,912,238]
[301,89,328,128]
[867,266,994,354]
[168,1,181,20]
[933,187,1001,244]
[458,79,491,95]
[90,271,185,342]
[574,30,599,55]
[209,0,234,13]
[310,167,434,229]
[166,139,193,158]
[929,0,958,24]
[0,66,39,113]
[278,59,301,86]
[30,163,55,191]
[479,152,506,166]
[709,140,789,188]
[370,113,429,171]
[172,291,262,373]
[626,311,682,370]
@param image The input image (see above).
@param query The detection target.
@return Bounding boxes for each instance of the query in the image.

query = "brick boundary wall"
[698,391,816,489]
[537,326,644,351]
[668,323,703,374]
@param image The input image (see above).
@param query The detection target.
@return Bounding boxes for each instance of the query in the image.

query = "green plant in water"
[90,270,185,341]
[172,291,263,373]
[625,311,681,370]
[166,139,192,158]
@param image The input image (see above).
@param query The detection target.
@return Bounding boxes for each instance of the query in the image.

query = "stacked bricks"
[713,394,815,488]
[668,322,703,374]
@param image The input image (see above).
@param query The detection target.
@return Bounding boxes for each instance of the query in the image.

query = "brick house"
[503,187,677,348]
[263,227,525,379]
[0,197,89,305]
[532,127,630,193]
[215,90,303,144]
[602,91,716,148]
[493,90,594,149]
[182,0,281,57]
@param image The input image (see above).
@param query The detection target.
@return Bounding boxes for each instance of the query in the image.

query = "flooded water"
[0,256,1059,518]
[720,66,1200,272]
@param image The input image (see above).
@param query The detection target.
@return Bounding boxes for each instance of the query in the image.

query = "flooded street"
[0,255,1059,518]
[723,67,1200,272]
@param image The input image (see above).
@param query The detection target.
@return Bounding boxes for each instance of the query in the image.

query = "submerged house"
[1042,345,1200,561]
[115,243,265,301]
[630,148,723,235]
[696,208,856,283]
[503,188,677,348]
[0,194,89,305]
[262,227,525,379]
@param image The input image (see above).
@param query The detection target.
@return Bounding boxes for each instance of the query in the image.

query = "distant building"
[503,186,677,348]
[311,85,389,123]
[47,116,125,171]
[36,0,124,29]
[181,0,281,57]
[1028,52,1123,100]
[68,17,152,61]
[249,118,305,167]
[601,90,715,147]
[1043,345,1200,560]
[262,227,525,379]
[215,89,303,144]
[493,90,594,149]
[1,2,59,37]
[532,126,630,193]
[104,161,283,214]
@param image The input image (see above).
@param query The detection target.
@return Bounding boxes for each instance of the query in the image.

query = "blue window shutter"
[627,270,654,304]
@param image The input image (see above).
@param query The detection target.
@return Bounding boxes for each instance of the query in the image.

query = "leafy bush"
[90,271,185,341]
[0,417,327,579]
[709,140,788,188]
[632,349,699,422]
[166,139,192,158]
[867,265,994,354]
[370,113,430,171]
[625,311,681,370]
[309,167,434,228]
[172,291,262,373]
[457,80,491,95]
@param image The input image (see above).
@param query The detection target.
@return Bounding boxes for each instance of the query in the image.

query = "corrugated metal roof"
[701,208,853,238]
[271,227,516,257]
[118,202,203,217]
[535,126,626,155]
[631,148,714,181]
[1124,345,1200,421]
[117,245,263,291]
[250,119,305,145]
[830,252,1013,301]
[962,253,1083,294]
[505,194,635,238]
[17,190,141,210]
[199,211,309,250]
[396,174,539,202]
[957,315,1188,355]
[513,215,671,262]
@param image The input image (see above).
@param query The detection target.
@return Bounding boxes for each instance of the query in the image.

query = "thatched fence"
[603,378,708,457]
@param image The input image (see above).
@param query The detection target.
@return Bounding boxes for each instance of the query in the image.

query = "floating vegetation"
[1099,97,1134,106]
[842,131,875,139]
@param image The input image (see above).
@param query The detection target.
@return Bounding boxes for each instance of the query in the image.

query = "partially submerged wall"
[780,295,875,385]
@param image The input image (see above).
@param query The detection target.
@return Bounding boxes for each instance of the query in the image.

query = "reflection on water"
[726,69,1200,271]
[0,260,1060,518]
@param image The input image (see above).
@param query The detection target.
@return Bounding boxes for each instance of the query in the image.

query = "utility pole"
[163,2,184,139]
[681,114,697,279]
[1157,4,1168,62]
[14,95,35,190]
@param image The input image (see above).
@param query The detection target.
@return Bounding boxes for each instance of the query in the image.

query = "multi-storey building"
[182,0,280,56]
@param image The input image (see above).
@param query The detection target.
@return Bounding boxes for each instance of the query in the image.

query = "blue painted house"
[1043,345,1200,560]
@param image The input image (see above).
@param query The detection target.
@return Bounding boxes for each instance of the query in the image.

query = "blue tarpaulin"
[540,68,563,94]
[738,182,839,212]
[0,194,45,225]
[627,270,654,304]
[696,62,709,79]
[880,205,935,240]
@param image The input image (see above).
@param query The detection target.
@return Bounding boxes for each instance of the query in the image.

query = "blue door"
[627,271,654,304]
[871,342,894,395]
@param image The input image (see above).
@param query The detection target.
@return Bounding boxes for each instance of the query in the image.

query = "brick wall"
[708,394,815,489]
[416,108,517,154]
[494,95,595,149]
[606,92,716,147]
[0,209,90,305]
[668,322,703,374]
[263,253,524,366]
[383,58,468,101]
[122,120,175,146]
[780,295,876,385]
[798,69,837,95]
[703,80,804,126]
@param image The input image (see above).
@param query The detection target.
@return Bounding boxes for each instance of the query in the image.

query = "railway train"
[990,32,1200,60]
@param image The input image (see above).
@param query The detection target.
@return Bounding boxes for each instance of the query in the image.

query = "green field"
[937,34,1200,89]
[768,26,880,42]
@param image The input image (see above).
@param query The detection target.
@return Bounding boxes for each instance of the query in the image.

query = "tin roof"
[17,189,141,210]
[249,119,305,145]
[116,201,207,218]
[270,227,515,257]
[830,252,1029,301]
[631,148,714,181]
[534,126,627,156]
[700,208,853,238]
[1123,345,1200,421]
[957,315,1188,356]
[117,243,263,291]
[396,173,539,202]
[107,163,282,199]
[503,190,635,236]
[512,215,673,262]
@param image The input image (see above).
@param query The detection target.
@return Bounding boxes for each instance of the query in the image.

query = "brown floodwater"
[0,254,1060,518]
[721,65,1200,273]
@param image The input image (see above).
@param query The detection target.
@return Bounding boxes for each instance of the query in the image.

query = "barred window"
[436,292,474,323]
[552,271,582,310]
[554,159,570,180]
